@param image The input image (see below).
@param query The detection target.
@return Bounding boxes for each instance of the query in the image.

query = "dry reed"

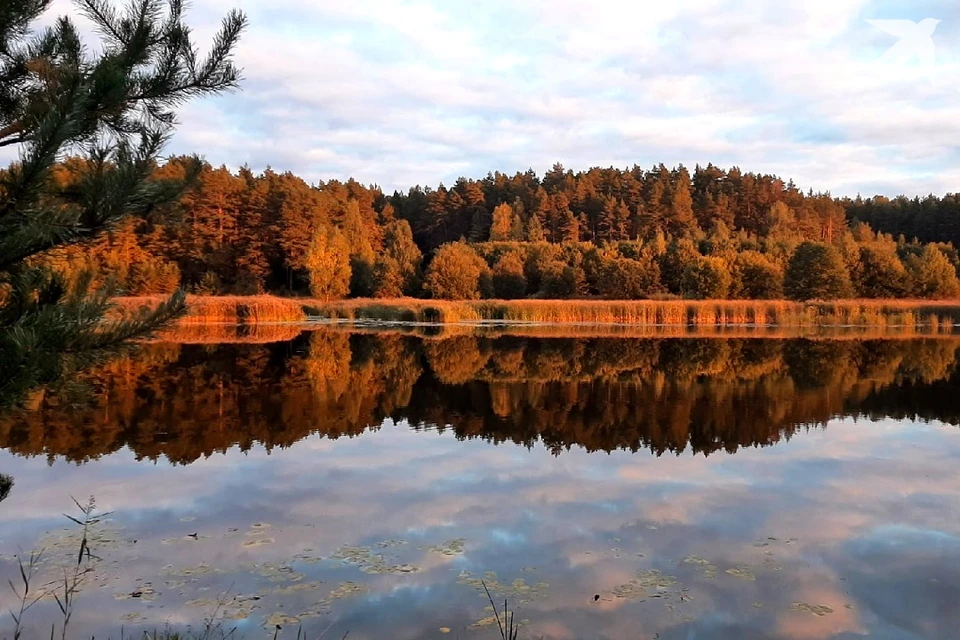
[306,297,960,329]
[114,295,309,324]
[111,295,960,331]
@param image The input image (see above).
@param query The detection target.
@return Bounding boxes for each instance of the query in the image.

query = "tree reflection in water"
[1,331,958,463]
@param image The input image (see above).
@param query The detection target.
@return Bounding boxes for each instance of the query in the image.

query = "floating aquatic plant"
[423,538,466,556]
[791,602,834,616]
[725,567,756,581]
[330,544,420,575]
[609,569,679,601]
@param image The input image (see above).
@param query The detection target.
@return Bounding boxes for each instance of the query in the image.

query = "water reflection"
[0,332,959,639]
[2,332,959,461]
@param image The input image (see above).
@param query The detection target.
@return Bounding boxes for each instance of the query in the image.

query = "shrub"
[853,245,908,298]
[597,257,660,299]
[681,256,731,299]
[492,252,528,299]
[424,241,492,300]
[784,241,853,301]
[539,260,584,298]
[906,245,960,298]
[732,251,783,299]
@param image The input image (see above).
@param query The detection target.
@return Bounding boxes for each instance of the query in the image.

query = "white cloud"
[3,0,959,196]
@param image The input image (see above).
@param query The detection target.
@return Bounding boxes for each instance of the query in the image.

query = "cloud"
[3,0,959,196]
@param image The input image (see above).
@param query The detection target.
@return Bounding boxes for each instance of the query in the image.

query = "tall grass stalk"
[7,497,109,640]
[54,496,109,640]
[481,580,519,640]
[8,550,44,640]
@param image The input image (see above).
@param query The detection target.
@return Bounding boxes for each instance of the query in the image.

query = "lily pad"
[608,569,679,601]
[791,602,834,616]
[725,566,756,581]
[424,538,466,556]
[328,581,368,600]
[242,537,275,548]
[264,613,300,626]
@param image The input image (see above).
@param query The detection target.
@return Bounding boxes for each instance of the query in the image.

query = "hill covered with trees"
[33,160,960,301]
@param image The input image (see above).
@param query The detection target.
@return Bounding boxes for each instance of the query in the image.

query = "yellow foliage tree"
[306,225,351,300]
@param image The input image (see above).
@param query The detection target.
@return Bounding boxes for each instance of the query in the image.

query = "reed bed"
[111,295,960,331]
[114,295,309,324]
[307,297,960,329]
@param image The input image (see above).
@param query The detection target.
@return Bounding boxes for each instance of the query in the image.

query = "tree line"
[34,159,960,302]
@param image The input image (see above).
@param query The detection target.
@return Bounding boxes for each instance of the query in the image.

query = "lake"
[2,329,960,639]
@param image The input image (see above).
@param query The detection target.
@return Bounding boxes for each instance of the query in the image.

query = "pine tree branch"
[76,0,125,47]
[0,0,245,407]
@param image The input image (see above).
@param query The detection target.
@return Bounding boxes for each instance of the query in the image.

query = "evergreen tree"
[273,171,328,289]
[0,0,245,405]
[508,205,526,241]
[668,166,696,235]
[374,219,422,297]
[559,208,579,243]
[526,213,545,242]
[342,199,376,296]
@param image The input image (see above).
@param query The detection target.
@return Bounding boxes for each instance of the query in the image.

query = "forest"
[35,159,960,302]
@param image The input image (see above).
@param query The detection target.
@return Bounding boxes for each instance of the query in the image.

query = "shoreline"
[112,295,960,342]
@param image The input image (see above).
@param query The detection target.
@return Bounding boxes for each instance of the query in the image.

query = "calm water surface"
[2,330,960,639]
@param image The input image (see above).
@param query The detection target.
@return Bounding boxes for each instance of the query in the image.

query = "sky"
[16,0,960,197]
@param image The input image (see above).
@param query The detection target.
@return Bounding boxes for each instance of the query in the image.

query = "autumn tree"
[424,242,491,300]
[306,225,351,300]
[489,203,514,241]
[527,214,545,242]
[784,242,854,300]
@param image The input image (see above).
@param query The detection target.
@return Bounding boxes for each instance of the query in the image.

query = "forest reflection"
[2,331,959,463]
